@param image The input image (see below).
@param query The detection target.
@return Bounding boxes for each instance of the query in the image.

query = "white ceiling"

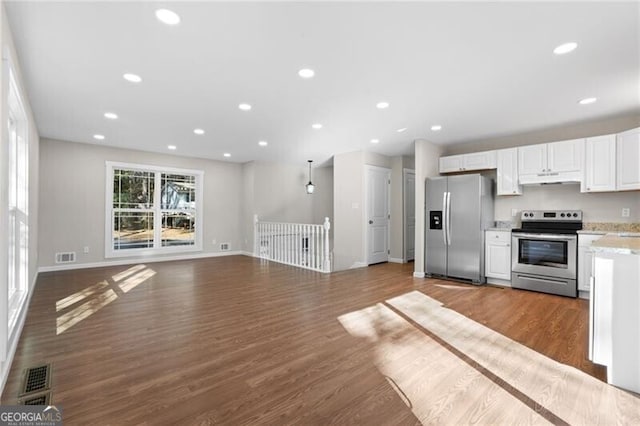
[6,1,640,165]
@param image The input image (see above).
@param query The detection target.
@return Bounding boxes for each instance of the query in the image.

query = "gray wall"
[38,139,244,267]
[241,161,333,253]
[414,139,443,276]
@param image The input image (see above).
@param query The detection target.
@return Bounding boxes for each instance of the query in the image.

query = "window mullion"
[153,172,162,248]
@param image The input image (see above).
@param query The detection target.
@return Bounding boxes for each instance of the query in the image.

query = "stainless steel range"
[511,210,583,298]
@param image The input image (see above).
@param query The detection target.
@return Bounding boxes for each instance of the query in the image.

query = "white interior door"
[366,166,390,265]
[403,169,415,261]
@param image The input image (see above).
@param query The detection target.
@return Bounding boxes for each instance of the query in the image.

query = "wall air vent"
[55,252,76,264]
[220,243,230,251]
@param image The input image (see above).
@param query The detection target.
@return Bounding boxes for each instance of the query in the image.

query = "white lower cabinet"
[485,230,511,283]
[577,234,601,293]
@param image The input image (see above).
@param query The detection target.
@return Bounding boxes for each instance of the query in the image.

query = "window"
[106,162,203,257]
[7,68,29,333]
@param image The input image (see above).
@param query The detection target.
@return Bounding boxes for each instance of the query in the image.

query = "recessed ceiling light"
[553,42,578,55]
[376,102,389,109]
[93,134,105,140]
[155,9,181,25]
[298,68,315,78]
[370,139,380,144]
[431,125,442,131]
[578,97,597,105]
[104,112,118,120]
[397,128,407,133]
[312,123,323,129]
[123,73,142,83]
[168,145,177,150]
[258,141,268,146]
[193,128,205,135]
[223,153,231,157]
[238,103,252,111]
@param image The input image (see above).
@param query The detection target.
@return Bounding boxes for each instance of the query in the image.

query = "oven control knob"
[572,213,578,218]
[524,213,529,217]
[560,213,565,217]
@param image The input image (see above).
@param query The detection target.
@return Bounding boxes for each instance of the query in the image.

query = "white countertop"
[591,233,640,255]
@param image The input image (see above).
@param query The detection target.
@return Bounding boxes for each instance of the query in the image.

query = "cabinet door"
[583,135,616,192]
[463,151,496,171]
[439,155,464,173]
[518,144,547,176]
[616,128,640,191]
[485,231,511,280]
[547,139,584,173]
[578,246,594,291]
[497,148,522,195]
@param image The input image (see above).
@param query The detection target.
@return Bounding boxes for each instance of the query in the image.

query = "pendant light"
[305,160,315,194]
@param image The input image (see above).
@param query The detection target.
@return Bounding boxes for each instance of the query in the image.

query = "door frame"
[403,168,415,262]
[364,165,391,265]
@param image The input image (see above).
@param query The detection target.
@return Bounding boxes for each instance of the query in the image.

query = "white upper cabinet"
[582,134,616,193]
[616,127,640,191]
[439,151,496,173]
[496,148,522,195]
[518,139,584,184]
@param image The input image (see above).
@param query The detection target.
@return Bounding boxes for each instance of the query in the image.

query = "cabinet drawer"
[486,230,511,243]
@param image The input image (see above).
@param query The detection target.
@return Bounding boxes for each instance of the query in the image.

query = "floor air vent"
[19,392,51,405]
[20,363,51,396]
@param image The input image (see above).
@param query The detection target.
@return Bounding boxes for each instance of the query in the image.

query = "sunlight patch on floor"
[337,291,640,425]
[55,265,156,335]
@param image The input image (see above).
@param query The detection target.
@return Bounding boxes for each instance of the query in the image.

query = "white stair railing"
[254,215,331,273]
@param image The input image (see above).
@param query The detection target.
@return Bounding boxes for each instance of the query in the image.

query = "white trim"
[0,272,38,397]
[413,272,425,278]
[105,162,204,258]
[240,250,256,257]
[388,257,404,264]
[38,251,242,273]
[403,168,416,262]
[350,262,368,269]
[486,277,511,287]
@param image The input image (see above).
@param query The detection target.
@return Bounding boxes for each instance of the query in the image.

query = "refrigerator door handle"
[442,192,447,245]
[446,192,452,246]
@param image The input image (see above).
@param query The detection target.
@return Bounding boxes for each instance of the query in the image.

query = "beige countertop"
[591,233,640,255]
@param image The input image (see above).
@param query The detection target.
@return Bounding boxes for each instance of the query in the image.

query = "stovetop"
[513,210,583,235]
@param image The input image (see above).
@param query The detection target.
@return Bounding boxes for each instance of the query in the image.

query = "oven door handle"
[513,233,576,241]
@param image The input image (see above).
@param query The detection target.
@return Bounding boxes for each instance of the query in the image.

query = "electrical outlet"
[83,246,90,254]
[622,208,630,218]
[212,239,217,245]
[511,208,518,217]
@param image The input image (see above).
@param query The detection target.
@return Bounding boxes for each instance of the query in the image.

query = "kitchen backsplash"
[492,182,640,223]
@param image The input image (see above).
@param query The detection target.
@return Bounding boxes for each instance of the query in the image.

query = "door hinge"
[387,249,390,254]
[388,214,390,219]
[388,179,391,185]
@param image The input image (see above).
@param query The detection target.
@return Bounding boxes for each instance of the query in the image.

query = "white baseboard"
[1,272,38,396]
[350,262,368,269]
[240,251,256,257]
[486,277,511,287]
[388,257,404,264]
[38,250,243,273]
[413,272,425,278]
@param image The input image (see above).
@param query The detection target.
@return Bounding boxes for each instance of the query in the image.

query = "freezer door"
[425,177,447,276]
[447,175,482,282]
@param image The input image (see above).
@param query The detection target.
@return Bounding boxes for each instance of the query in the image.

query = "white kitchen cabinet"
[496,148,522,195]
[577,234,601,293]
[518,139,584,184]
[582,134,616,193]
[439,151,496,174]
[616,127,640,191]
[485,230,511,282]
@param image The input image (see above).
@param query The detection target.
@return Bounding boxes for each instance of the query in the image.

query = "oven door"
[511,233,577,280]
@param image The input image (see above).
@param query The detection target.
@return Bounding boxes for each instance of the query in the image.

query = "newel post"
[323,217,331,272]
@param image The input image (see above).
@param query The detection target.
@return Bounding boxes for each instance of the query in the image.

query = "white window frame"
[6,67,29,335]
[105,161,204,258]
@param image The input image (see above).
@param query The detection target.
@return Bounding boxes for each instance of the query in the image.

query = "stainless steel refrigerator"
[425,174,494,284]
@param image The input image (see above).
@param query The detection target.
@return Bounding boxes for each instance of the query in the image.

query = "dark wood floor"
[1,256,605,424]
